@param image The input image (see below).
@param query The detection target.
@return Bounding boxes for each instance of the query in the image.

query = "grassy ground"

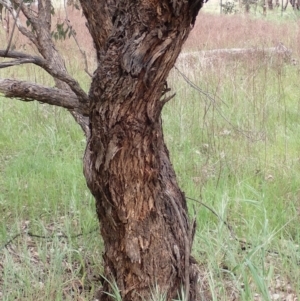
[1,8,300,301]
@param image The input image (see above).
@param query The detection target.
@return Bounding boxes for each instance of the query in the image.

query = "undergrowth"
[1,8,300,301]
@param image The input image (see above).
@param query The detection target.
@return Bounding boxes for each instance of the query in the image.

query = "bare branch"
[1,1,89,106]
[15,22,39,47]
[0,0,39,46]
[0,50,89,103]
[16,0,40,31]
[63,0,92,78]
[0,49,44,61]
[0,78,88,114]
[38,0,51,30]
[80,0,115,56]
[0,1,91,136]
[39,64,89,104]
[4,0,23,55]
[69,110,90,138]
[0,58,39,68]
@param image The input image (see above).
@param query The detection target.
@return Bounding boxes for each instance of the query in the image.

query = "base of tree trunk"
[81,0,205,300]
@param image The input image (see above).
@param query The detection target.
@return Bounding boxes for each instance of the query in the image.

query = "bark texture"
[82,0,203,300]
[0,79,84,111]
[0,0,203,300]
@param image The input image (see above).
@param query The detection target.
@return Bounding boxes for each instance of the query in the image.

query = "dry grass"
[185,13,299,52]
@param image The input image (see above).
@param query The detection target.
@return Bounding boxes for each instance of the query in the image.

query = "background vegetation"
[1,5,300,301]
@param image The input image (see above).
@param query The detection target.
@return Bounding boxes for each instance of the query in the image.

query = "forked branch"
[0,0,91,136]
[0,0,39,46]
[0,1,89,104]
[0,50,89,104]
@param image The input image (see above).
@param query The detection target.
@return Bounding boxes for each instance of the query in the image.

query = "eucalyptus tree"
[0,1,203,300]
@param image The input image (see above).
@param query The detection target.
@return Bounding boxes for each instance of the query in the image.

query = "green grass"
[0,100,102,300]
[164,52,300,299]
[1,11,300,301]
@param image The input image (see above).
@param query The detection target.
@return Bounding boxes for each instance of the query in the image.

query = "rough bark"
[1,0,204,300]
[0,78,85,111]
[82,0,203,300]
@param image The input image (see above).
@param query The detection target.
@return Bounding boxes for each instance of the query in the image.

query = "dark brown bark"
[82,1,203,300]
[1,0,203,299]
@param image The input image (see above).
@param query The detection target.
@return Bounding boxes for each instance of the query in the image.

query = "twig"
[1,0,38,47]
[0,49,89,104]
[0,226,98,251]
[63,0,92,78]
[0,57,38,68]
[161,93,176,105]
[186,196,254,251]
[174,66,266,142]
[186,196,240,242]
[0,49,44,61]
[4,0,23,56]
[0,233,22,250]
[186,196,300,262]
[174,66,228,107]
[27,226,98,239]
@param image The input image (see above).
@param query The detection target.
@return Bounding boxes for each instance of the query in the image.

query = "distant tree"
[221,1,238,14]
[0,0,203,300]
[290,0,300,9]
[240,0,258,13]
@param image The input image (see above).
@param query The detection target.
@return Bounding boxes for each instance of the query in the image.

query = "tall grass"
[1,10,300,301]
[165,14,300,299]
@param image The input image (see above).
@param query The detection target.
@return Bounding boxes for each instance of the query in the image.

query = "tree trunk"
[262,0,267,14]
[290,0,296,8]
[268,0,273,9]
[82,1,203,300]
[0,0,203,299]
[245,0,250,13]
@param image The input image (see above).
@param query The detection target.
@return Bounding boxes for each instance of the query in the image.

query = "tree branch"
[38,0,52,31]
[0,1,91,137]
[0,49,44,61]
[0,58,40,68]
[80,0,115,56]
[4,0,23,55]
[63,1,92,78]
[0,50,89,104]
[0,78,88,114]
[16,0,40,31]
[0,0,39,47]
[1,1,89,106]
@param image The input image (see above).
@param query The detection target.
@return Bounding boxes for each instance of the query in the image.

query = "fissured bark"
[82,0,203,300]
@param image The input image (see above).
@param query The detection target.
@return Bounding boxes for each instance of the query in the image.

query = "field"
[1,5,300,301]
